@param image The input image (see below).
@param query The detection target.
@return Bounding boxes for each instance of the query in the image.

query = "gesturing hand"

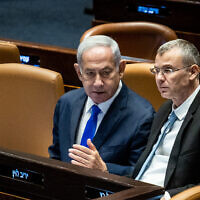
[68,139,108,172]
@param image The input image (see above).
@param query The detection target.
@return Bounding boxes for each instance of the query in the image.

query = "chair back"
[171,186,200,200]
[123,63,166,111]
[0,41,20,63]
[80,21,177,60]
[0,63,64,157]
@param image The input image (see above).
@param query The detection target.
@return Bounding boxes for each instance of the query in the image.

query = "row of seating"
[80,21,178,61]
[0,41,164,158]
[0,22,171,157]
[0,21,199,199]
[0,41,65,157]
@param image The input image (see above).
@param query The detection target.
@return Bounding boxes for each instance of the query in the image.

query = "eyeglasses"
[150,65,191,75]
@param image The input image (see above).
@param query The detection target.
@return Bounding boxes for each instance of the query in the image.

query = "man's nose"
[156,71,165,80]
[93,74,103,86]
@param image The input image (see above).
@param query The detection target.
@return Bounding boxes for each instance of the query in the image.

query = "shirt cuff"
[164,191,171,200]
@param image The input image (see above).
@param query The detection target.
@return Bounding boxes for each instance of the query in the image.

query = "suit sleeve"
[106,108,155,177]
[48,100,61,160]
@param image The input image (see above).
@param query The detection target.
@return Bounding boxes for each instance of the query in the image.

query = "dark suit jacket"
[132,90,200,196]
[48,83,154,177]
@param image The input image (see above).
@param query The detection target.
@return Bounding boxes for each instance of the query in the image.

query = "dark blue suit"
[132,90,200,196]
[48,83,155,176]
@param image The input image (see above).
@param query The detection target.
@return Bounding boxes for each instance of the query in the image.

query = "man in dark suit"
[132,39,200,200]
[48,35,154,177]
[75,38,200,199]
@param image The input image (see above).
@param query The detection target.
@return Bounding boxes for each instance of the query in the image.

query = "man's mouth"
[93,91,104,95]
[159,86,168,92]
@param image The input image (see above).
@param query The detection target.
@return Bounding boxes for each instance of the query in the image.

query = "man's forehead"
[157,47,182,58]
[155,48,183,64]
[83,45,112,55]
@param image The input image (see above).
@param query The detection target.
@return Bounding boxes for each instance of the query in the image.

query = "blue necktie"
[135,111,177,180]
[80,105,101,147]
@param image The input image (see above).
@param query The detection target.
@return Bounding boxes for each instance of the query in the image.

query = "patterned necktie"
[135,111,178,180]
[80,105,101,147]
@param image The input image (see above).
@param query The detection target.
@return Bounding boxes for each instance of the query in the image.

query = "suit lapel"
[150,111,170,148]
[132,100,172,178]
[164,114,193,187]
[146,101,172,155]
[93,84,128,149]
[164,90,200,187]
[70,89,87,146]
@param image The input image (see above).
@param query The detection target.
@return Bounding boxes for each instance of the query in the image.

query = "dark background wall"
[0,0,93,49]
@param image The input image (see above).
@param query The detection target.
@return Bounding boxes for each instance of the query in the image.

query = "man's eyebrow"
[84,68,95,71]
[102,66,112,70]
[155,64,174,68]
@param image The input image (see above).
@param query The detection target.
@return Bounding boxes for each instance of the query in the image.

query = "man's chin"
[160,92,170,99]
[91,93,108,104]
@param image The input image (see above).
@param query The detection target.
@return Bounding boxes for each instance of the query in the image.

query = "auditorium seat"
[171,186,200,200]
[0,63,64,157]
[80,21,178,60]
[0,41,20,63]
[123,63,166,111]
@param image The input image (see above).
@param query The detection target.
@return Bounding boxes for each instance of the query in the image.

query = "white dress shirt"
[140,85,200,186]
[139,85,200,200]
[76,81,122,144]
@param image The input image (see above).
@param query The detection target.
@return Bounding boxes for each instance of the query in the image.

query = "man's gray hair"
[77,35,121,69]
[157,39,200,67]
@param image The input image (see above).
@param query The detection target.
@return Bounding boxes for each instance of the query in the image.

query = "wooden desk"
[0,148,164,200]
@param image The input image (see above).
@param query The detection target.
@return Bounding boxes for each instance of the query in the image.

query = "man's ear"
[74,63,83,81]
[189,64,200,80]
[118,59,126,79]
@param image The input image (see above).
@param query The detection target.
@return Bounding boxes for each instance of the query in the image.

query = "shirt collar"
[85,80,122,114]
[172,85,200,121]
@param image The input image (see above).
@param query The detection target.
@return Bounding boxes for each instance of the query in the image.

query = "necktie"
[80,105,101,147]
[135,111,177,180]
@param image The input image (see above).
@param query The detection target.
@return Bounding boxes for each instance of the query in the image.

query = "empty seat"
[0,41,20,63]
[80,21,178,60]
[123,63,166,111]
[0,63,64,157]
[171,186,200,200]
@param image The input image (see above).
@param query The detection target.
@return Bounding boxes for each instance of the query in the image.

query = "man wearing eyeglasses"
[48,35,154,177]
[132,39,200,200]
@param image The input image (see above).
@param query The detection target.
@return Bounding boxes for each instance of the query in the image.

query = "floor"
[0,0,93,49]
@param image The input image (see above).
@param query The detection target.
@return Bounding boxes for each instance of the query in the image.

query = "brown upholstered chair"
[80,21,178,60]
[0,63,64,157]
[171,186,200,200]
[123,63,166,111]
[0,41,20,63]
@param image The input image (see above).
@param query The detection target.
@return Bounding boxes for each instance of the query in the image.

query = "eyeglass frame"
[150,64,192,75]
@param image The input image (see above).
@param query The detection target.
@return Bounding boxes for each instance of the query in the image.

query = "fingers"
[71,143,92,155]
[69,146,89,161]
[87,139,96,151]
[71,159,87,167]
[68,141,107,172]
[68,144,94,168]
[69,155,89,168]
